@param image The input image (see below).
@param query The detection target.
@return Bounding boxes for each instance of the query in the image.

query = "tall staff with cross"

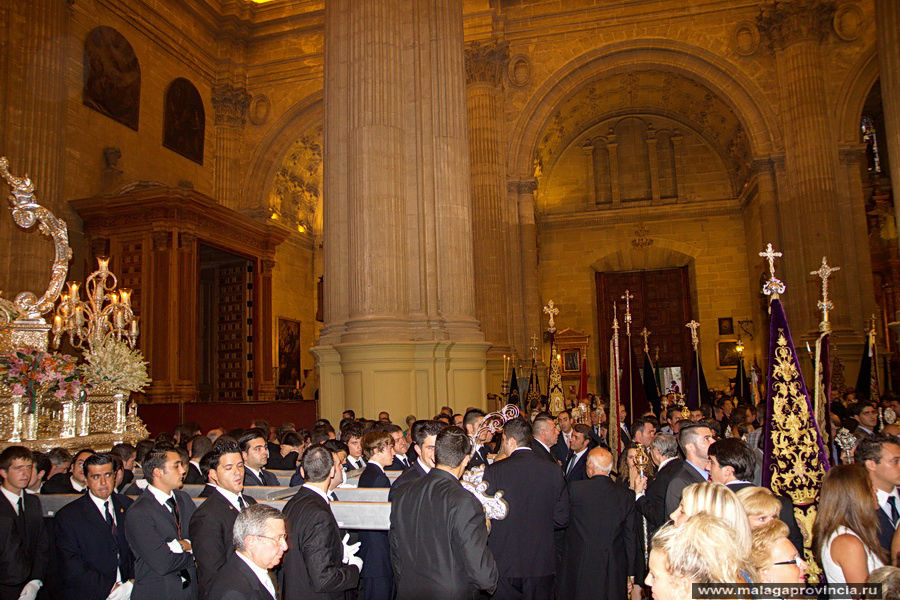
[622,290,634,419]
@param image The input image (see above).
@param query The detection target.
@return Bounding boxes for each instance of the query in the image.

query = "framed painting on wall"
[717,340,741,368]
[562,348,581,373]
[277,318,302,391]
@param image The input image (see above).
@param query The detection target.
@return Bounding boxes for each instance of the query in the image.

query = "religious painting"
[277,318,302,392]
[717,340,740,368]
[82,26,141,131]
[163,78,205,164]
[562,348,581,373]
[718,317,734,336]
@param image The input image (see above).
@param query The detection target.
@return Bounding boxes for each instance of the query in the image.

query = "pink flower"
[11,384,25,395]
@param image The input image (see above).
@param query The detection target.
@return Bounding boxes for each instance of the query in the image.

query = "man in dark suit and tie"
[564,424,592,482]
[855,434,900,551]
[282,445,361,600]
[124,444,198,600]
[384,424,412,471]
[189,440,258,600]
[0,446,50,600]
[390,421,446,498]
[558,447,639,600]
[664,423,715,516]
[54,453,135,600]
[529,416,560,463]
[484,418,569,600]
[636,433,682,538]
[240,429,280,486]
[341,422,368,471]
[357,431,396,600]
[184,435,212,485]
[463,409,491,470]
[390,426,498,600]
[551,410,574,464]
[207,505,288,600]
[40,448,93,494]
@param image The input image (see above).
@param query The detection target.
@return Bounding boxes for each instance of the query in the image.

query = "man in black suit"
[189,440,258,599]
[558,447,638,600]
[551,410,574,464]
[266,431,305,471]
[484,418,569,600]
[341,422,367,471]
[529,416,560,463]
[124,444,198,600]
[854,434,900,551]
[664,423,715,516]
[41,448,93,494]
[636,433,682,538]
[185,435,212,485]
[462,409,491,470]
[564,424,592,483]
[390,426,498,600]
[282,445,361,600]
[54,453,135,600]
[207,504,288,600]
[0,446,49,600]
[358,431,396,600]
[708,438,805,554]
[383,424,412,471]
[390,420,446,499]
[240,429,280,486]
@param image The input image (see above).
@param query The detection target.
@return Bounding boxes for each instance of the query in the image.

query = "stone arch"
[241,91,324,213]
[834,45,878,143]
[590,241,697,273]
[507,39,780,179]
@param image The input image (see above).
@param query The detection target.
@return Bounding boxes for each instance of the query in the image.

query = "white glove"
[17,580,42,600]
[166,539,184,554]
[341,533,361,564]
[107,581,133,600]
[346,554,363,572]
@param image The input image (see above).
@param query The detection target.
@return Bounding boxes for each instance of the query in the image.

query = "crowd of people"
[3,394,900,600]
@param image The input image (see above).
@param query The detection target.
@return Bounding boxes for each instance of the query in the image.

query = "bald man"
[557,448,641,600]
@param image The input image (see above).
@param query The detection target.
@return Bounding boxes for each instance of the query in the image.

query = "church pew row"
[37,493,392,530]
[131,469,401,488]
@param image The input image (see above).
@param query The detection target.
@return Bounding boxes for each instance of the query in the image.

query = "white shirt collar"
[190,460,200,471]
[416,458,432,474]
[348,456,365,469]
[513,446,533,454]
[88,492,116,523]
[302,483,330,504]
[70,476,86,492]
[659,456,677,470]
[369,461,385,473]
[877,487,899,512]
[236,551,276,599]
[571,446,588,462]
[245,466,261,480]
[1,485,23,514]
[536,439,552,453]
[213,484,246,511]
[146,483,174,506]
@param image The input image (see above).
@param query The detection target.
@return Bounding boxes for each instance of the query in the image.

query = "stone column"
[876,1,900,238]
[512,179,541,348]
[212,83,251,211]
[0,0,69,307]
[314,0,488,422]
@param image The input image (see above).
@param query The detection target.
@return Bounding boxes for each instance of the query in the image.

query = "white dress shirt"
[877,487,900,526]
[1,485,23,514]
[70,477,86,492]
[347,456,366,470]
[416,458,431,474]
[566,447,588,474]
[89,493,124,583]
[302,483,331,504]
[212,484,248,512]
[236,550,277,599]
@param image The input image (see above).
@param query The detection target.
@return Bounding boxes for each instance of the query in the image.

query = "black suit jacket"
[551,436,572,465]
[184,463,205,486]
[189,488,257,599]
[244,468,279,487]
[484,448,569,578]
[390,468,498,600]
[124,488,198,600]
[281,487,359,600]
[198,484,215,498]
[564,450,589,483]
[725,482,805,557]
[0,491,49,600]
[357,464,393,580]
[266,451,299,472]
[466,446,490,471]
[206,552,275,600]
[528,439,557,463]
[386,455,411,471]
[664,461,707,516]
[637,457,683,536]
[54,493,135,600]
[558,475,638,600]
[389,461,428,501]
[40,473,82,495]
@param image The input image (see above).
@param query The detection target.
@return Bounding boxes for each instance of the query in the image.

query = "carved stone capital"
[507,179,538,195]
[465,41,509,86]
[212,83,251,127]
[260,258,276,274]
[757,0,836,49]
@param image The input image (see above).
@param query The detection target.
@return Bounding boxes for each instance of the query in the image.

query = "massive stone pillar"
[212,83,251,210]
[314,0,488,422]
[877,1,900,244]
[0,0,69,303]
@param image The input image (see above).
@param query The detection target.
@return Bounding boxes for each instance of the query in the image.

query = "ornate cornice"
[757,0,837,50]
[212,83,251,127]
[465,41,509,86]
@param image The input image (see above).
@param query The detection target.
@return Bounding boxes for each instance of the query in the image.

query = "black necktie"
[260,469,268,484]
[889,496,899,527]
[17,496,26,532]
[166,497,182,538]
[238,495,247,510]
[329,491,338,502]
[104,500,116,536]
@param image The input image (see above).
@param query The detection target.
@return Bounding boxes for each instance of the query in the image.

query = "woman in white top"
[815,464,887,583]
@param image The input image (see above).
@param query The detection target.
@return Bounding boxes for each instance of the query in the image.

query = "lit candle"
[131,318,139,338]
[120,289,131,307]
[74,305,84,326]
[53,315,62,333]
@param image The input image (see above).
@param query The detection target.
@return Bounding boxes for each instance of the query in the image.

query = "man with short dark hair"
[564,424,592,482]
[664,423,716,515]
[389,427,498,599]
[358,432,395,600]
[189,441,257,599]
[463,409,489,469]
[341,422,367,471]
[854,402,880,439]
[484,418,568,599]
[41,448,94,494]
[54,453,135,600]
[266,431,305,471]
[109,443,137,492]
[390,421,446,498]
[378,412,391,424]
[342,410,356,421]
[282,446,361,600]
[383,424,411,471]
[240,429,279,486]
[185,435,212,485]
[125,445,197,600]
[0,446,49,600]
[856,433,900,551]
[47,447,73,479]
[25,452,49,494]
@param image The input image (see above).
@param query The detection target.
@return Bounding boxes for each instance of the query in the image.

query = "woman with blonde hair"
[749,519,807,584]
[646,513,755,600]
[670,481,753,552]
[736,486,782,529]
[814,464,887,583]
